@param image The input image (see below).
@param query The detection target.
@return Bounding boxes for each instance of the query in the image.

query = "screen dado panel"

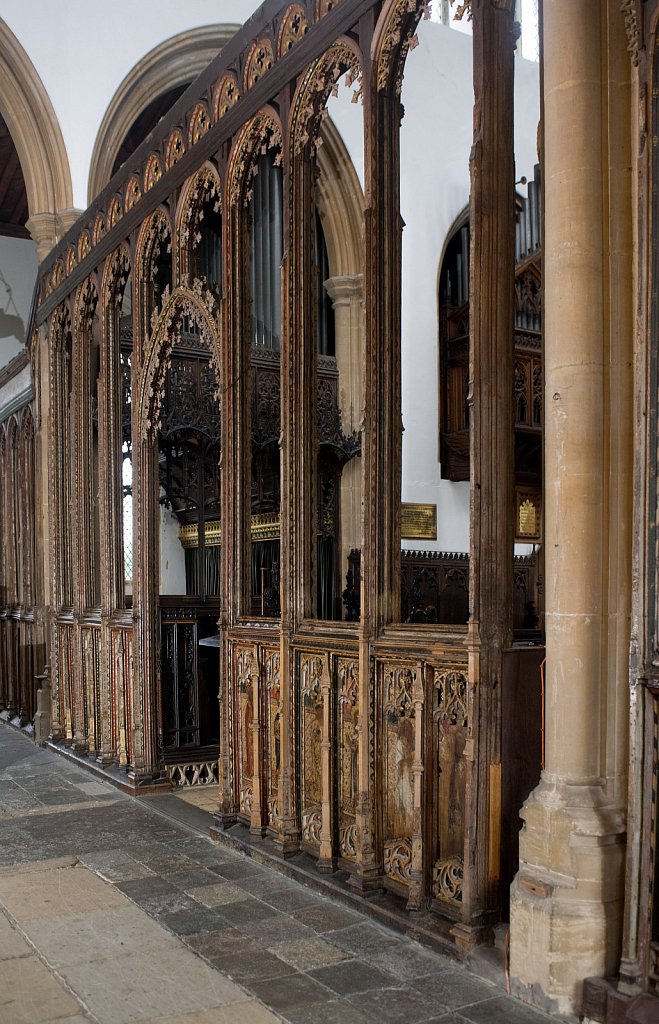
[108,624,133,767]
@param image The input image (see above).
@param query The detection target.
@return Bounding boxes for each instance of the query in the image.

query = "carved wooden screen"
[299,654,324,850]
[382,664,416,893]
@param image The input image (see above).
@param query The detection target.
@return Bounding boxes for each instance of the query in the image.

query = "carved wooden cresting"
[28,0,537,948]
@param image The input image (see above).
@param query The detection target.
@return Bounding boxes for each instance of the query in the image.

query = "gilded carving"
[108,196,123,228]
[92,214,106,245]
[164,128,186,170]
[124,176,142,212]
[278,5,310,57]
[77,231,91,263]
[315,0,342,17]
[188,102,211,147]
[143,154,163,193]
[227,111,283,207]
[244,37,275,91]
[432,855,464,904]
[384,837,413,886]
[620,0,641,67]
[290,41,362,156]
[178,165,222,257]
[300,654,324,846]
[376,0,430,95]
[212,74,240,126]
[264,649,281,828]
[65,246,76,276]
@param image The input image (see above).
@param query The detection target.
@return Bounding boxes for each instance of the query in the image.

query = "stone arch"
[88,25,240,204]
[315,118,363,280]
[0,18,75,260]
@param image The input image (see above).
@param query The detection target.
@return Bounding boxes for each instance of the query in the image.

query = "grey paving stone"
[251,973,336,1013]
[365,941,450,980]
[159,905,229,936]
[262,886,326,912]
[207,859,271,881]
[218,896,282,925]
[275,935,349,971]
[452,996,557,1024]
[410,968,499,1010]
[327,922,404,957]
[308,958,399,995]
[239,914,317,947]
[116,875,180,900]
[137,891,201,917]
[281,1000,374,1024]
[347,986,440,1024]
[292,902,361,933]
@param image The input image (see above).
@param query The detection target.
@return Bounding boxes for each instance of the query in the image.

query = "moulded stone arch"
[137,285,220,439]
[88,25,240,204]
[0,18,75,260]
[315,118,364,279]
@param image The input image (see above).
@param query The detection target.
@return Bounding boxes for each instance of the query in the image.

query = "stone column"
[509,1,630,1015]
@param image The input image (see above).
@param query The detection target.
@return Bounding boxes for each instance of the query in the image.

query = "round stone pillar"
[509,0,630,1016]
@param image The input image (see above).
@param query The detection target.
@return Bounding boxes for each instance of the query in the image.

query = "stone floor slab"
[275,935,349,971]
[60,946,247,1024]
[0,910,31,960]
[0,954,83,1024]
[20,903,182,967]
[0,862,128,922]
[142,999,279,1023]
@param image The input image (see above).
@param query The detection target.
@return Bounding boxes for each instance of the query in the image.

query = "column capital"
[324,274,363,304]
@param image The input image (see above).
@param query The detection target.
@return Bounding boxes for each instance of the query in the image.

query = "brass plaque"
[515,489,541,542]
[401,503,437,541]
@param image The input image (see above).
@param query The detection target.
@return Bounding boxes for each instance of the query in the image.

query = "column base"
[509,775,626,1019]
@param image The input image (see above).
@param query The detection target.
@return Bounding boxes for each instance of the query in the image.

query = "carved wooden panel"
[432,667,468,908]
[382,664,417,890]
[337,658,359,861]
[264,648,281,831]
[299,654,324,849]
[235,647,255,819]
[81,627,101,754]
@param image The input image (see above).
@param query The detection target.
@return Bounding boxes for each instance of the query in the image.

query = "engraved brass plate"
[515,489,541,542]
[401,503,437,540]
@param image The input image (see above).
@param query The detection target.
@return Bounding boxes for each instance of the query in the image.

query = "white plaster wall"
[0,236,38,373]
[397,20,540,552]
[159,499,187,595]
[2,1,263,211]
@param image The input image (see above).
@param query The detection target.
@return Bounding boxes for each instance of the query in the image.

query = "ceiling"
[0,114,29,239]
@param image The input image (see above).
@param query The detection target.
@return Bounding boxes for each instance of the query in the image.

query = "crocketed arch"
[175,162,222,283]
[102,243,132,312]
[137,286,220,439]
[227,107,283,209]
[372,0,429,96]
[88,25,240,203]
[0,18,74,258]
[289,36,363,158]
[135,206,172,336]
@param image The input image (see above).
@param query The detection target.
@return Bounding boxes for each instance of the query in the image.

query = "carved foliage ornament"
[291,41,362,156]
[621,0,641,67]
[141,283,220,438]
[228,113,282,208]
[125,176,142,212]
[104,245,131,309]
[315,0,341,18]
[376,0,431,95]
[179,166,222,251]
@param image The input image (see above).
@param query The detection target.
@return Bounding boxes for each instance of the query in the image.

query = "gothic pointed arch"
[289,36,363,158]
[175,162,223,286]
[0,18,74,259]
[88,25,240,203]
[227,107,283,208]
[137,285,220,439]
[371,0,430,96]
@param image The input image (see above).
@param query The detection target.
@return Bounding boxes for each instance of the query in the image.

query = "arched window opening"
[315,211,335,357]
[194,194,222,296]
